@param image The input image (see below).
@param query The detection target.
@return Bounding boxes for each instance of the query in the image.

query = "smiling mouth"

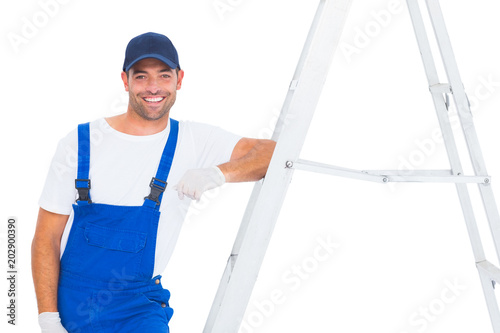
[143,97,165,103]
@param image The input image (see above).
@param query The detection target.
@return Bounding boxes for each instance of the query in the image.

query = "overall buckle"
[145,177,167,205]
[75,179,92,203]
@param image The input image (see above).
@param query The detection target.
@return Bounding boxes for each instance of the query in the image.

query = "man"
[32,32,276,333]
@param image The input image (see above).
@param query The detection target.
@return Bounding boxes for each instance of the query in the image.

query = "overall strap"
[75,122,92,205]
[144,119,179,209]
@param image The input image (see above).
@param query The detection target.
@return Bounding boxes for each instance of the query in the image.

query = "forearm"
[174,139,275,200]
[218,139,276,183]
[31,235,61,314]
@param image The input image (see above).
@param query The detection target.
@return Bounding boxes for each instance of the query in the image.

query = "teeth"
[144,97,164,102]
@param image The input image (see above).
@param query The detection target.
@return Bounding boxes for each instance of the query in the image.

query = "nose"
[146,77,160,94]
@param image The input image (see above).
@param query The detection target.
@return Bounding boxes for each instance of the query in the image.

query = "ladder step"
[477,260,500,284]
[429,83,452,94]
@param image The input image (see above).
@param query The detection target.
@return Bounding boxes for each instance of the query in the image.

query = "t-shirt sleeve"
[187,121,242,169]
[38,129,78,215]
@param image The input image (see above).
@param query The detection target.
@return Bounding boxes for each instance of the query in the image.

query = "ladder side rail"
[203,181,262,331]
[406,0,464,175]
[415,1,500,330]
[222,0,330,257]
[406,0,486,262]
[212,0,338,266]
[230,182,263,259]
[204,0,333,327]
[204,0,353,331]
[425,0,500,265]
[215,0,326,265]
[425,0,488,174]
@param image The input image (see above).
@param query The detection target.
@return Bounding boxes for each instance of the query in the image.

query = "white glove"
[38,312,68,333]
[174,166,226,201]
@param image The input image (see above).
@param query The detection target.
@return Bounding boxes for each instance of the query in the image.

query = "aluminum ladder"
[203,0,500,331]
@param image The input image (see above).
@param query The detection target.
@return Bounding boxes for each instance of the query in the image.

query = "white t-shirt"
[39,118,241,277]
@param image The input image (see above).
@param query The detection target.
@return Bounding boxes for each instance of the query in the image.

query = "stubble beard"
[129,92,176,121]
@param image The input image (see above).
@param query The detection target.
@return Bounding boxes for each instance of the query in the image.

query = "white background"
[1,0,500,332]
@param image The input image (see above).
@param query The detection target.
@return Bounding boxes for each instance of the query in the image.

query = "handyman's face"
[122,58,184,121]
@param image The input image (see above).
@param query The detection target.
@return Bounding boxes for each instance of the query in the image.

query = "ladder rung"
[430,83,452,94]
[477,260,500,284]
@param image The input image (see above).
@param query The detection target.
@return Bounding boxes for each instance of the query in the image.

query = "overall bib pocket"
[84,222,147,253]
[61,211,148,282]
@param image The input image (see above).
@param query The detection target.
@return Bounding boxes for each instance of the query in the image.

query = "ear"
[121,71,129,92]
[176,69,185,90]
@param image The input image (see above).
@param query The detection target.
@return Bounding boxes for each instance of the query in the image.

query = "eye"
[135,75,146,80]
[161,74,171,79]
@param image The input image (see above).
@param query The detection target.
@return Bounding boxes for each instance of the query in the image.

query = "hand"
[38,312,68,333]
[174,166,226,201]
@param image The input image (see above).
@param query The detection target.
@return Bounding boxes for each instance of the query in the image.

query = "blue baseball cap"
[123,32,180,72]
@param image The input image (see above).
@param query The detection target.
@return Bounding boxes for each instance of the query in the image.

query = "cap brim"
[124,54,178,72]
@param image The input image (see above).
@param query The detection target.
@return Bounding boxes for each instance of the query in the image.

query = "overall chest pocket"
[84,223,147,253]
[72,223,148,281]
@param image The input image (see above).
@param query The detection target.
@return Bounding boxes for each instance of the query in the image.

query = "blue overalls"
[58,119,179,333]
